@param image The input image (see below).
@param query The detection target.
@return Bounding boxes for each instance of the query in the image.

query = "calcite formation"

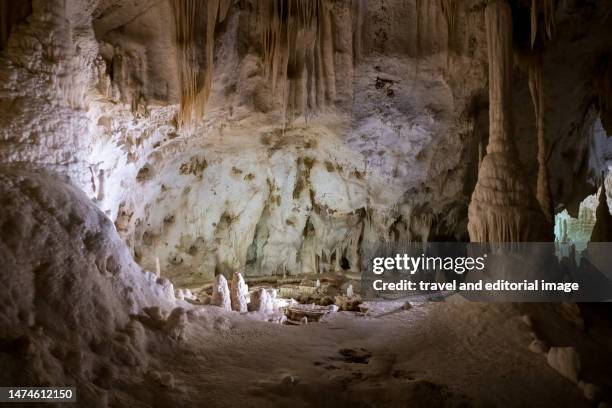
[467,0,549,243]
[230,272,249,313]
[172,0,232,129]
[212,274,231,311]
[249,288,275,314]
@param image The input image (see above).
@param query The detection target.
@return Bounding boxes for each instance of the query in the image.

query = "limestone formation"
[175,289,185,301]
[467,0,548,243]
[257,0,338,122]
[212,274,231,311]
[230,272,249,313]
[155,278,176,302]
[155,257,161,277]
[172,0,232,129]
[249,288,275,314]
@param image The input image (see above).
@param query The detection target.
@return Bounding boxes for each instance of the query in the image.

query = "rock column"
[467,0,547,242]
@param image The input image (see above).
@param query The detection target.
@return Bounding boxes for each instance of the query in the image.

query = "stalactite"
[257,0,336,125]
[530,0,555,48]
[172,0,231,130]
[415,0,421,58]
[484,1,514,155]
[440,0,457,54]
[467,0,548,243]
[351,0,365,61]
[528,54,554,224]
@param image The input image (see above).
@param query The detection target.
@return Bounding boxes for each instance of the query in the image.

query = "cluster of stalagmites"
[207,272,356,324]
[211,272,278,315]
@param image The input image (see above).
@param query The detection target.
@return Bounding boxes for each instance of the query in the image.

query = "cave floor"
[116,302,604,408]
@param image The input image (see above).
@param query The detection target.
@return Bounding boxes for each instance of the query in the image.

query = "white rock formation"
[0,167,177,404]
[249,288,274,314]
[155,257,161,277]
[156,278,176,302]
[175,289,185,301]
[230,272,249,313]
[212,274,231,311]
[546,346,581,384]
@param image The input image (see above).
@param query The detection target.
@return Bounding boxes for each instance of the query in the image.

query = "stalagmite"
[467,0,547,242]
[528,55,554,225]
[249,288,274,314]
[212,274,231,310]
[155,257,161,277]
[230,272,249,312]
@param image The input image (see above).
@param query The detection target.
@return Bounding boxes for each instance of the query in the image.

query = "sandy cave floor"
[115,301,609,408]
